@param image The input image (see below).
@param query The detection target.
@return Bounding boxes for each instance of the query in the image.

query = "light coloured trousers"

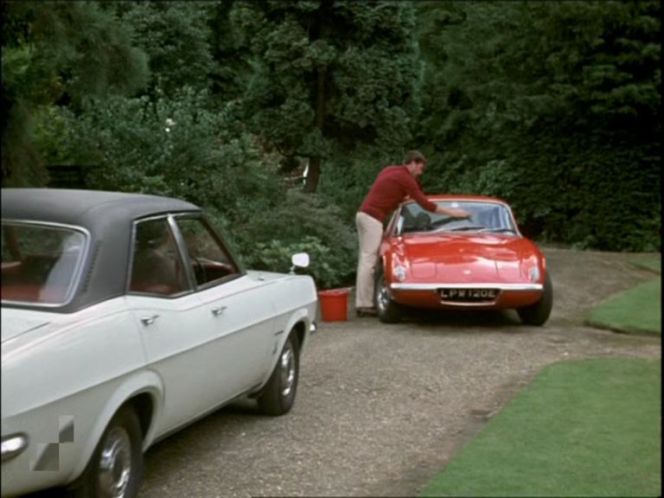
[355,212,384,308]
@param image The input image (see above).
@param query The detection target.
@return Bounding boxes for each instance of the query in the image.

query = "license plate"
[440,288,498,302]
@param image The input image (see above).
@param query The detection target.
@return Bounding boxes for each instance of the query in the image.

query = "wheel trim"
[279,343,296,397]
[376,278,390,313]
[97,426,132,498]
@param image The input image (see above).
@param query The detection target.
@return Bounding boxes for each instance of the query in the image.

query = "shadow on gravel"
[397,307,524,329]
[24,398,277,498]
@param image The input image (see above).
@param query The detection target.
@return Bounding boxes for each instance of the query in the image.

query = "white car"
[1,188,318,498]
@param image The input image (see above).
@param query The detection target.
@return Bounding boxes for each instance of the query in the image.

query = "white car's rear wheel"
[257,332,300,416]
[72,407,143,498]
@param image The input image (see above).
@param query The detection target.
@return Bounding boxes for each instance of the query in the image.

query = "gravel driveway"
[133,247,661,497]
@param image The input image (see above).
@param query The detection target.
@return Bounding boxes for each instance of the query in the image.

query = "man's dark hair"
[404,150,427,165]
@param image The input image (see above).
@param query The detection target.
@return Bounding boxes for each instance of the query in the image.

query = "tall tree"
[231,0,421,192]
[1,1,149,186]
[117,1,215,98]
[208,0,252,101]
[415,0,661,251]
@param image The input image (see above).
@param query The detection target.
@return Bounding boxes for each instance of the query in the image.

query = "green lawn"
[421,255,662,497]
[631,256,661,274]
[586,278,661,335]
[585,256,661,336]
[421,358,661,497]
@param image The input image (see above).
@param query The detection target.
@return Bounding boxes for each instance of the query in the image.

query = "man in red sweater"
[355,150,470,316]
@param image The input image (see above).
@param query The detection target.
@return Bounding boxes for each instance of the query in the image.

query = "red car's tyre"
[374,266,403,323]
[517,273,553,326]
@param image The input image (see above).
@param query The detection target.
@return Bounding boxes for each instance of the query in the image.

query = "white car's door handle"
[140,315,159,326]
[211,306,227,317]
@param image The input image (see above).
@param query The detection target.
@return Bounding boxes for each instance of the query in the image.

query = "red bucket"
[318,288,350,322]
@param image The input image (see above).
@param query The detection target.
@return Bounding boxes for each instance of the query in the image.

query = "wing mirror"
[290,252,310,273]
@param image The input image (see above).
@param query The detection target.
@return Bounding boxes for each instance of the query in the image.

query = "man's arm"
[403,175,439,213]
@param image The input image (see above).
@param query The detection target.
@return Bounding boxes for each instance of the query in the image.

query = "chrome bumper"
[390,283,543,291]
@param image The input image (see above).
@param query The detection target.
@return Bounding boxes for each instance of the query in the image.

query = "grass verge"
[421,358,661,497]
[586,278,661,335]
[584,255,660,335]
[631,255,661,274]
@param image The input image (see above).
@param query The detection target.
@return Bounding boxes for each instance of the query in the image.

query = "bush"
[248,236,343,290]
[38,89,357,287]
[234,190,357,289]
[54,88,283,209]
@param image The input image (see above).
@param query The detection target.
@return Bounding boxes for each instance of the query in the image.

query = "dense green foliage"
[2,0,660,287]
[2,1,149,185]
[415,1,661,251]
[115,2,216,98]
[44,89,355,287]
[231,1,421,192]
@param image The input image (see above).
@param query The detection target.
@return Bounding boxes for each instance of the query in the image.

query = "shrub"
[234,190,357,289]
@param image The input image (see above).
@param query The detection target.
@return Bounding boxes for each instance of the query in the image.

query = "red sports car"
[374,194,553,325]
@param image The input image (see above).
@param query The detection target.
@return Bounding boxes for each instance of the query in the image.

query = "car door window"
[175,217,240,288]
[129,218,188,296]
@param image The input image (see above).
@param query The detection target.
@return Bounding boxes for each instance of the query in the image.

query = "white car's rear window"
[1,222,87,306]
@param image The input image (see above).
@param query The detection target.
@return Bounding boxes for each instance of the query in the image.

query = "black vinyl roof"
[1,188,202,313]
[1,188,199,227]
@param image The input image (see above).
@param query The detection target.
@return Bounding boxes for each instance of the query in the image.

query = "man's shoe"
[356,307,377,317]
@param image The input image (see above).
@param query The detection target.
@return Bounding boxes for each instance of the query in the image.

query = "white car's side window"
[129,218,189,296]
[176,218,240,289]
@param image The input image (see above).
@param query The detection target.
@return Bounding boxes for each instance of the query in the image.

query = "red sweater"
[359,165,437,222]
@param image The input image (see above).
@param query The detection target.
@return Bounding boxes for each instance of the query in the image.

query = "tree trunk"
[304,64,327,193]
[304,156,321,193]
